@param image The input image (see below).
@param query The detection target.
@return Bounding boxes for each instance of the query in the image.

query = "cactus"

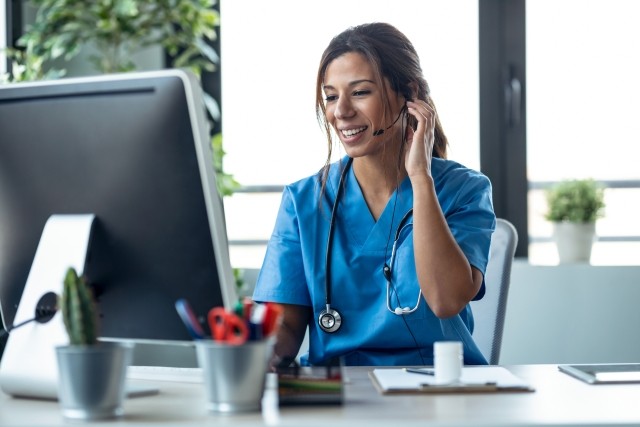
[60,267,98,346]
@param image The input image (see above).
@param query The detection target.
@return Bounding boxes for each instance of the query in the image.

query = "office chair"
[470,218,518,365]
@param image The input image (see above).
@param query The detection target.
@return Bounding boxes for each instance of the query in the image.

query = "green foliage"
[545,179,606,223]
[211,133,240,197]
[0,48,65,83]
[9,0,219,76]
[60,267,99,346]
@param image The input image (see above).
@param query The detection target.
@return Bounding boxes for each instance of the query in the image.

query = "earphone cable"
[0,306,58,339]
[400,311,428,365]
[0,317,37,338]
[0,292,59,339]
[382,189,399,279]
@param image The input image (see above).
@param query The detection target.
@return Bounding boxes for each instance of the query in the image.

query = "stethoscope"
[318,157,422,333]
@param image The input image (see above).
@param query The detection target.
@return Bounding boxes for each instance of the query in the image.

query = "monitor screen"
[0,70,237,347]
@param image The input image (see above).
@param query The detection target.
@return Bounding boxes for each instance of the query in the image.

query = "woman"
[253,22,496,366]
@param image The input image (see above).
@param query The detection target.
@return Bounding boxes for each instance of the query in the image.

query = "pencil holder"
[195,339,271,413]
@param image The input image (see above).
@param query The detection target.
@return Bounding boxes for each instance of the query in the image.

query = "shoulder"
[432,158,492,200]
[283,157,347,200]
[432,158,491,186]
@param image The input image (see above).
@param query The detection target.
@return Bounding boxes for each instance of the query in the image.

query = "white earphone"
[394,307,412,315]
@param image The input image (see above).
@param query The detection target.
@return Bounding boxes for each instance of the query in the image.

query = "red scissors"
[207,307,249,345]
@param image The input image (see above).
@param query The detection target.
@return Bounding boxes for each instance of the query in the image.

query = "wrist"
[408,173,434,188]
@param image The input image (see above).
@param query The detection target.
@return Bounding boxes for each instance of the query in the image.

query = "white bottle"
[261,372,280,425]
[434,341,463,384]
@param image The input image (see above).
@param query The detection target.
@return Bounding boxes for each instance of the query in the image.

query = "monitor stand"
[0,214,158,399]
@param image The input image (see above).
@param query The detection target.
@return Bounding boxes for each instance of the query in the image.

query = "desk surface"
[1,364,638,426]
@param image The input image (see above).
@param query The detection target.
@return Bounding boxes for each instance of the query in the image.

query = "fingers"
[405,99,435,148]
[404,99,435,178]
[406,99,435,128]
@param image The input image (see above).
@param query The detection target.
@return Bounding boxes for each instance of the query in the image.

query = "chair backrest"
[470,218,518,365]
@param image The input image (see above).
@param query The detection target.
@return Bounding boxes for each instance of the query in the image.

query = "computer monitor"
[0,70,237,359]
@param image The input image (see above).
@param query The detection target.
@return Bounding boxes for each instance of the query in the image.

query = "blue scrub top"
[253,156,496,366]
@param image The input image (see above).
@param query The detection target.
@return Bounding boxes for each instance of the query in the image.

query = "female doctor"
[253,22,496,366]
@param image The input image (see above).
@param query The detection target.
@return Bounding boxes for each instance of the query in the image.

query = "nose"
[334,96,355,120]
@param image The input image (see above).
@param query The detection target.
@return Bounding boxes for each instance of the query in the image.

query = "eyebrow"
[322,79,376,91]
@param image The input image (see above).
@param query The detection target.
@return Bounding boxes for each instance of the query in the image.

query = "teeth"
[342,126,367,137]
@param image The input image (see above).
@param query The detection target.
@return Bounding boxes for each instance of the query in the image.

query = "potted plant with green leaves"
[544,178,606,263]
[55,267,133,420]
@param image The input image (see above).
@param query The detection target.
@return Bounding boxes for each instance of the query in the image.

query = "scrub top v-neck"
[253,155,495,366]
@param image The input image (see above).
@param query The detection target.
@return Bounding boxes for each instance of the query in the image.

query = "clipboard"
[370,366,534,394]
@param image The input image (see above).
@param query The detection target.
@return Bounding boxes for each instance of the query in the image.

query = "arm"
[270,303,311,369]
[405,100,483,318]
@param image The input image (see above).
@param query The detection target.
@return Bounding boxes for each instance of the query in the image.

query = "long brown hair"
[315,22,448,194]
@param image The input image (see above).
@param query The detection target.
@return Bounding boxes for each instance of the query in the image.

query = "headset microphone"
[372,105,407,136]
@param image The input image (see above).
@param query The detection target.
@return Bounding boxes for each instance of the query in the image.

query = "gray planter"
[55,341,133,420]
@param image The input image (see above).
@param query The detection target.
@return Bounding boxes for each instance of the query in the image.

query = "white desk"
[1,364,638,426]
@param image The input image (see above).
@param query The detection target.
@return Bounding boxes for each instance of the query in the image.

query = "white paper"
[371,366,532,392]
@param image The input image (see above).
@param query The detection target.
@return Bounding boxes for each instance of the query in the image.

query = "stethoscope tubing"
[385,210,422,315]
[324,158,351,309]
[322,158,422,332]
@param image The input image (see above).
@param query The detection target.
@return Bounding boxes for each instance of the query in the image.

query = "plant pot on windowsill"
[55,267,133,420]
[552,221,597,263]
[545,179,605,264]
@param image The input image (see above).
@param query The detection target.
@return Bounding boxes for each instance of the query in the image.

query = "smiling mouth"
[341,126,367,137]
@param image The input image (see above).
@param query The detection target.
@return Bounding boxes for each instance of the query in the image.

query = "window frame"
[478,0,528,257]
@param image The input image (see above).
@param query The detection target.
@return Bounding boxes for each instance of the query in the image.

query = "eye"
[353,90,371,97]
[324,94,338,102]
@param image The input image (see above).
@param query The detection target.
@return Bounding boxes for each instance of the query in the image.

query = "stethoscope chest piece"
[318,307,342,333]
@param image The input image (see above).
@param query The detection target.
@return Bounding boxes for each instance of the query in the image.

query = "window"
[526,0,640,265]
[221,0,480,269]
[6,1,637,269]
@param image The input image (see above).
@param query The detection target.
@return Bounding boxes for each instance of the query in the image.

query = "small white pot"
[552,221,596,263]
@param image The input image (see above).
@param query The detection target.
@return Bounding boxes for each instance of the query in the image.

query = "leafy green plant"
[9,0,219,78]
[211,133,240,197]
[59,267,99,346]
[545,179,606,223]
[0,48,65,83]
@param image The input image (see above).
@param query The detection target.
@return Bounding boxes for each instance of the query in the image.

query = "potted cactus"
[55,267,133,420]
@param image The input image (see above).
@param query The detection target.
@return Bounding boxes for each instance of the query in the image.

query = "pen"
[175,299,206,339]
[242,297,254,321]
[248,303,266,341]
[404,368,435,376]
